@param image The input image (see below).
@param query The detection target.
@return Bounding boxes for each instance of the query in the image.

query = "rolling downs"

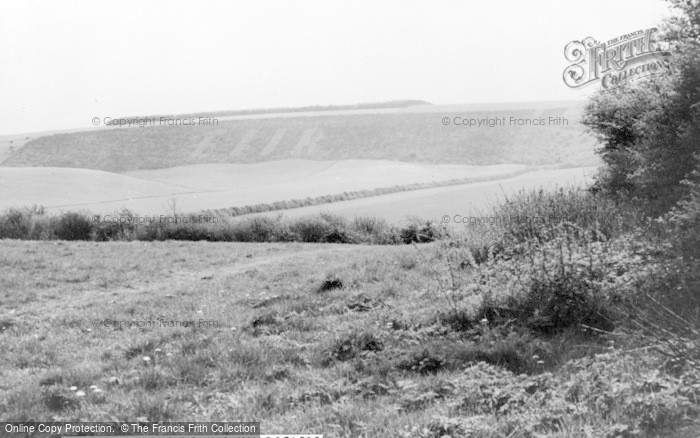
[0,160,528,216]
[2,102,597,172]
[1,100,600,223]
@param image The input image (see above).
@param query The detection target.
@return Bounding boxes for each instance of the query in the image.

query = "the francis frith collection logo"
[564,27,669,89]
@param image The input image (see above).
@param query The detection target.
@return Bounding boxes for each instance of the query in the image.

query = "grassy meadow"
[0,160,528,215]
[1,187,699,437]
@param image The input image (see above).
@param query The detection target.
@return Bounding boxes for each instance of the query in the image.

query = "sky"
[0,0,674,136]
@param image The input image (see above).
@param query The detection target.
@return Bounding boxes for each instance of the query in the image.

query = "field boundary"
[204,166,539,218]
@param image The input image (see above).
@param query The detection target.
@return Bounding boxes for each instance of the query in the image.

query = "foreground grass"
[1,237,698,437]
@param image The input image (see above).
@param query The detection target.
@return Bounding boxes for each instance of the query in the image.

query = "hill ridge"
[2,102,597,172]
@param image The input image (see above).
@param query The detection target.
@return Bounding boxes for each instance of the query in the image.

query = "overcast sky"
[0,0,672,136]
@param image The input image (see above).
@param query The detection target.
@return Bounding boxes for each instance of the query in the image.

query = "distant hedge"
[0,207,442,245]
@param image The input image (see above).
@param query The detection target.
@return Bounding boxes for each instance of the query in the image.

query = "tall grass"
[485,186,648,243]
[425,184,700,376]
[443,186,658,267]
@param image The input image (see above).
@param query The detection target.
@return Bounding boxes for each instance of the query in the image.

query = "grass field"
[0,160,527,215]
[125,160,525,192]
[240,166,596,225]
[1,217,699,436]
[0,167,188,211]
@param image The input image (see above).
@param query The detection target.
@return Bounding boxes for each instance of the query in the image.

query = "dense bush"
[446,186,646,271]
[582,1,700,214]
[489,186,634,243]
[52,212,93,240]
[577,0,700,375]
[0,208,34,239]
[461,223,622,334]
[399,219,442,244]
[352,216,401,244]
[235,216,288,242]
[0,206,50,239]
[288,214,360,243]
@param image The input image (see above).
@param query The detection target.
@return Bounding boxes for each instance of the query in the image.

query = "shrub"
[451,222,620,335]
[508,225,617,333]
[351,216,400,244]
[400,220,441,243]
[0,208,446,245]
[517,270,612,333]
[667,168,700,257]
[53,212,93,240]
[233,216,288,242]
[288,214,363,243]
[581,7,700,214]
[487,186,632,245]
[93,213,133,241]
[352,216,385,235]
[0,206,50,239]
[289,216,333,242]
[0,208,31,239]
